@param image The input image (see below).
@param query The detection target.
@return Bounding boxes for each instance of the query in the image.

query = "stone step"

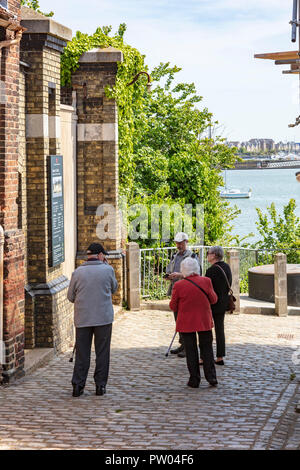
[24,348,54,376]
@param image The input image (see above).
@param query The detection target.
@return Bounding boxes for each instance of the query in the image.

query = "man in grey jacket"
[67,243,118,397]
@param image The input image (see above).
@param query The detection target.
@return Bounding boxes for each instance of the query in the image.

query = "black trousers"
[72,324,112,388]
[212,312,226,358]
[181,331,217,385]
[173,311,184,346]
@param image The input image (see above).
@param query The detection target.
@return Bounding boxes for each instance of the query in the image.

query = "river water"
[223,168,300,243]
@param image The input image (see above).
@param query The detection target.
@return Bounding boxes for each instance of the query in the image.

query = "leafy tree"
[255,199,300,263]
[20,0,54,17]
[130,63,238,244]
[62,25,239,246]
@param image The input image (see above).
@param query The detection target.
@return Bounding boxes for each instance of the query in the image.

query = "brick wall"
[0,0,25,381]
[20,25,74,355]
[72,58,123,304]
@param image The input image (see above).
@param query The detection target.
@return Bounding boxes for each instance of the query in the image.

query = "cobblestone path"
[0,310,300,450]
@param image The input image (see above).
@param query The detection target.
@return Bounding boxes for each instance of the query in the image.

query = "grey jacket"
[67,260,118,328]
[166,249,202,296]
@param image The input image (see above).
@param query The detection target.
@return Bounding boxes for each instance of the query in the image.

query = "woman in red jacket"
[169,257,218,388]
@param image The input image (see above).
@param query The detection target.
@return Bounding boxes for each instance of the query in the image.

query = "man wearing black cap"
[67,243,118,397]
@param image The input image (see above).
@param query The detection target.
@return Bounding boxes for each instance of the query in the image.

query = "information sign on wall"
[49,155,65,267]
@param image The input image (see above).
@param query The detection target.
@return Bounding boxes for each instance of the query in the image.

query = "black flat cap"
[87,243,109,255]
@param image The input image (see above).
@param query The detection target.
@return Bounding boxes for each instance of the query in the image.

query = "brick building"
[0,2,124,383]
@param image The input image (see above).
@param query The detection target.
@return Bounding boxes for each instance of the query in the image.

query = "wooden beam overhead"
[254,51,300,60]
[282,69,300,74]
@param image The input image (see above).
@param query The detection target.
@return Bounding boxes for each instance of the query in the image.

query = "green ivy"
[61,25,147,197]
[20,0,54,17]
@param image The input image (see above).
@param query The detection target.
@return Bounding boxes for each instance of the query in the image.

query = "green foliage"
[129,62,238,245]
[240,276,249,294]
[255,199,300,263]
[61,25,146,198]
[61,25,239,246]
[20,0,54,17]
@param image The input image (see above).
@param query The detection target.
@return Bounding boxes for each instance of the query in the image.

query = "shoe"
[209,380,218,387]
[177,350,186,358]
[96,385,106,396]
[170,345,184,355]
[187,380,200,388]
[72,385,84,397]
[215,360,224,366]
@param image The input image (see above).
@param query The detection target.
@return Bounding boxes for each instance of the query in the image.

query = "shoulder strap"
[185,278,210,302]
[214,264,233,293]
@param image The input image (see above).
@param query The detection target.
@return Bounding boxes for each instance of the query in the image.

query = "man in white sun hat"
[165,232,202,357]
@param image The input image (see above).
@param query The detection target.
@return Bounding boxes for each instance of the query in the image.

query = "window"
[0,1,8,10]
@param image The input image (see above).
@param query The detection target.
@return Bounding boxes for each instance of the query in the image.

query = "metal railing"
[140,246,290,299]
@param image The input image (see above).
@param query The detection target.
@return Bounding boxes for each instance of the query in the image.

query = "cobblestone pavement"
[0,310,300,450]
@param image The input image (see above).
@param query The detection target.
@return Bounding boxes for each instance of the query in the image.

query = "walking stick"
[69,344,76,363]
[165,331,177,357]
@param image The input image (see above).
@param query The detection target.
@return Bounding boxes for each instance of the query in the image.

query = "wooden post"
[274,253,288,317]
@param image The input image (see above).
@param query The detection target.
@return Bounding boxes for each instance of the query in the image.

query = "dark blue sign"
[49,155,65,267]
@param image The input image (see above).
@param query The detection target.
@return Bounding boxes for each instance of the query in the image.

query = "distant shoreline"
[227,160,300,170]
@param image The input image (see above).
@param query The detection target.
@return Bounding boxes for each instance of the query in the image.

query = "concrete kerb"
[140,297,300,316]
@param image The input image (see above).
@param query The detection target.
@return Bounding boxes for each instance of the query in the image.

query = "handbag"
[215,264,236,313]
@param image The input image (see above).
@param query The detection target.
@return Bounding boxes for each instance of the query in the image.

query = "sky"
[38,0,300,143]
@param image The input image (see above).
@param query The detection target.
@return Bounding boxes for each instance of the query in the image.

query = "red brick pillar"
[0,1,25,382]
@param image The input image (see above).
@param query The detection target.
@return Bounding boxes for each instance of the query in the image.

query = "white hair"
[180,257,200,278]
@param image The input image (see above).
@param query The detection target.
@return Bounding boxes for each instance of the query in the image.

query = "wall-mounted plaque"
[49,155,65,267]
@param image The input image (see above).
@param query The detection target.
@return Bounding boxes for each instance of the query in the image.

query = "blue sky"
[38,0,300,143]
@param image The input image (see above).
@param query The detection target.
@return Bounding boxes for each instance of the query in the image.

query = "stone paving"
[0,309,300,450]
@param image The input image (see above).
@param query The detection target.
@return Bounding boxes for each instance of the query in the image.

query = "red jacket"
[169,275,218,333]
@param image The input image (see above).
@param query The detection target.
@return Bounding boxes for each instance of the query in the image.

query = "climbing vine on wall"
[61,25,147,196]
[20,0,54,17]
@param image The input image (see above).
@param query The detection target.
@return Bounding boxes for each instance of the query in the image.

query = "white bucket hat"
[174,232,189,242]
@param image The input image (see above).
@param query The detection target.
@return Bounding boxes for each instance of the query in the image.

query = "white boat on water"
[220,188,252,199]
[220,170,252,199]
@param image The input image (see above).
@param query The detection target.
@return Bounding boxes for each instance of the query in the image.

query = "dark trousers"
[212,312,226,358]
[72,324,112,388]
[173,311,184,346]
[182,331,216,385]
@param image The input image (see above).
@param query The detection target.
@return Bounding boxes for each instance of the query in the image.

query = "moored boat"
[220,188,252,199]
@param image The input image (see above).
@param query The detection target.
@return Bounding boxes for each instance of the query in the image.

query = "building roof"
[0,5,19,30]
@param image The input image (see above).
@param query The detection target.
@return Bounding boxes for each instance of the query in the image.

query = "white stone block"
[49,116,61,139]
[77,123,117,142]
[26,114,49,138]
